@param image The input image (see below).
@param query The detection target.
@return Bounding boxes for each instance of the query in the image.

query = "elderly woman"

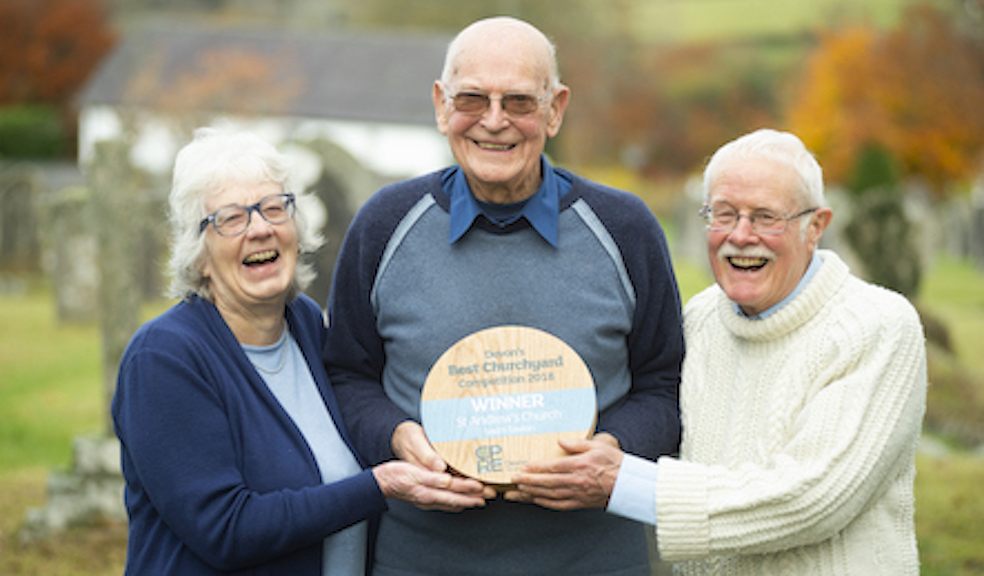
[112,128,487,576]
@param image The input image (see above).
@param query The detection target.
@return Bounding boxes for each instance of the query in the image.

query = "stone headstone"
[38,186,100,323]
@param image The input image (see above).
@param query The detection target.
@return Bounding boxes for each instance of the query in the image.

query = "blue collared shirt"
[446,155,570,246]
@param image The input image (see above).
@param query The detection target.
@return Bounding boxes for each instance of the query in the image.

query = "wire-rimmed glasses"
[699,203,818,236]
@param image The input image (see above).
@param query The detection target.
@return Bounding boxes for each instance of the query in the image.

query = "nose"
[480,97,510,130]
[725,214,759,245]
[244,208,274,237]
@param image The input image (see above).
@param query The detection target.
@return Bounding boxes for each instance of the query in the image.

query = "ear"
[807,207,833,249]
[545,84,571,138]
[432,81,450,135]
[198,241,213,279]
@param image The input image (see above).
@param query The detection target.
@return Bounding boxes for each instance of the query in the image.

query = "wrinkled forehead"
[707,157,803,207]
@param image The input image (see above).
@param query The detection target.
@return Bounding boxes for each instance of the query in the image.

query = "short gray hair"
[439,17,562,92]
[702,128,825,209]
[166,127,323,301]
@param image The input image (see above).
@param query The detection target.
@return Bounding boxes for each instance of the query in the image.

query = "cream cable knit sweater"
[655,250,927,576]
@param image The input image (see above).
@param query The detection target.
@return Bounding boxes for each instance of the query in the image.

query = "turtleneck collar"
[716,250,851,341]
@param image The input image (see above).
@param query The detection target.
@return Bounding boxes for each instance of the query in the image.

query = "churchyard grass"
[0,283,168,575]
[921,256,984,372]
[0,257,982,575]
[0,284,102,470]
[916,451,984,576]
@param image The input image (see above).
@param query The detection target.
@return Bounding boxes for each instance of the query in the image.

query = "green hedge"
[0,105,67,159]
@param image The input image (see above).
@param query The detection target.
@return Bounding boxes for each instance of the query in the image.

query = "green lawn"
[0,286,103,470]
[921,256,984,369]
[0,256,982,574]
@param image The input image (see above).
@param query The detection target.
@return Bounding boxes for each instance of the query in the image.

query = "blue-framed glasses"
[199,193,296,237]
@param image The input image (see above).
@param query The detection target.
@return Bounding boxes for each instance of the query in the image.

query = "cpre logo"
[475,444,503,474]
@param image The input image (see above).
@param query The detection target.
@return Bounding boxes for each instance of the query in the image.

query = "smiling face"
[706,158,831,316]
[200,179,298,318]
[433,20,569,204]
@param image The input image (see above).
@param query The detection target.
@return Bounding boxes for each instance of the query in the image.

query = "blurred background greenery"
[1,0,982,574]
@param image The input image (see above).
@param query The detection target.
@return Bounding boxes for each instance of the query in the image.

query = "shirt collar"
[446,155,566,246]
[735,250,822,320]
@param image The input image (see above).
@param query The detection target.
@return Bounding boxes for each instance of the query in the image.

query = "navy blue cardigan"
[112,294,385,575]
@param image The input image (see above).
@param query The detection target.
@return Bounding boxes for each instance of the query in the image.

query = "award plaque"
[420,325,597,485]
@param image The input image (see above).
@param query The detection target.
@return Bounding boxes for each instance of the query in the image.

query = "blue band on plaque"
[421,388,596,443]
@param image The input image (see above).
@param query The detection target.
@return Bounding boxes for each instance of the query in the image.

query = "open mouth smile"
[727,256,769,271]
[243,249,279,266]
[474,140,515,151]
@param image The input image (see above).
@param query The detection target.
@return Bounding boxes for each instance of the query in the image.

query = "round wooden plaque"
[420,325,597,485]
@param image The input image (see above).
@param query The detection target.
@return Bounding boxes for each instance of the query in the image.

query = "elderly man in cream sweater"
[508,128,928,576]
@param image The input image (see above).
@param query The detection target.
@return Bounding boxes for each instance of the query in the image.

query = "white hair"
[439,16,562,92]
[703,128,825,208]
[166,127,323,301]
[701,129,825,239]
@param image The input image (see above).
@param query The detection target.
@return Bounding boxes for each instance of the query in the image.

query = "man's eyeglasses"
[446,90,548,116]
[199,193,296,237]
[699,204,818,236]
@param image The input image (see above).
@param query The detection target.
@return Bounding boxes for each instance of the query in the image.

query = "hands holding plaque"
[390,324,621,512]
[419,326,599,488]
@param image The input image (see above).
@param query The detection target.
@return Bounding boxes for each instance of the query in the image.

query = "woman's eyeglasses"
[199,193,296,237]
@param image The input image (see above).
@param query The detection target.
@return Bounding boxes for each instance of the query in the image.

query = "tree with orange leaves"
[0,0,115,106]
[0,0,115,157]
[787,5,984,196]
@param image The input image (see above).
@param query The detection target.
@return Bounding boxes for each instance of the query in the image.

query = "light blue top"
[735,251,822,319]
[244,331,367,576]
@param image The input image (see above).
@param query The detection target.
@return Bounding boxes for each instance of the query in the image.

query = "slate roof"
[78,22,450,126]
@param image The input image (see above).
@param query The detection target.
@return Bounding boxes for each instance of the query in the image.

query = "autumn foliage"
[787,5,984,195]
[125,47,303,118]
[0,0,115,107]
[558,39,783,180]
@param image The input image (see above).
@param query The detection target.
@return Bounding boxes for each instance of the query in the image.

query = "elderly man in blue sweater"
[323,16,684,576]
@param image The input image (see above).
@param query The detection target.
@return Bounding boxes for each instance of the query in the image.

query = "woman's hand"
[372,461,491,512]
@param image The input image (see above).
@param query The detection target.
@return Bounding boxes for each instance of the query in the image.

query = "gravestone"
[38,186,100,323]
[291,138,379,305]
[20,436,124,542]
[0,163,42,275]
[22,139,144,540]
[971,179,984,271]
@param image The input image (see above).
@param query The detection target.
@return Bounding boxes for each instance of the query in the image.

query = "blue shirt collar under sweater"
[446,155,571,246]
[736,250,822,319]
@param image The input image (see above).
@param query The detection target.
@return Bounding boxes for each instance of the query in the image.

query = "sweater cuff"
[655,457,710,560]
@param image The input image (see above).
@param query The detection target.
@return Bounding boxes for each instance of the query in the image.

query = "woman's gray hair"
[702,128,825,210]
[166,127,323,301]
